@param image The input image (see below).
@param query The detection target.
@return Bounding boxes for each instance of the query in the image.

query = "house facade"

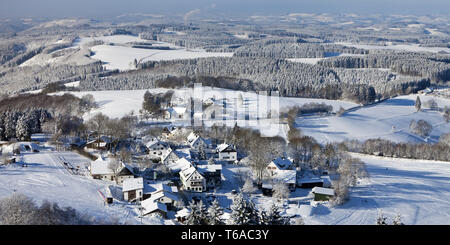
[215,143,237,163]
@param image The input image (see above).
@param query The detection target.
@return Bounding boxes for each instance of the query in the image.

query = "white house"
[146,138,168,157]
[160,148,181,165]
[122,177,144,202]
[165,106,189,120]
[272,170,297,191]
[215,143,237,163]
[187,133,213,153]
[179,165,206,192]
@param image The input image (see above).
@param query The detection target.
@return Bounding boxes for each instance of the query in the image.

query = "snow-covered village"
[0,0,449,230]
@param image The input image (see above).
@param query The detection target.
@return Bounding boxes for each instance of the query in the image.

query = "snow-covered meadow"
[63,87,449,143]
[64,87,358,138]
[0,145,168,225]
[296,93,450,144]
[295,153,450,225]
[73,35,233,71]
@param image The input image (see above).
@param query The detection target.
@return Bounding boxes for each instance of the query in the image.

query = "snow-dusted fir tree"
[242,178,257,194]
[15,114,31,141]
[207,199,224,225]
[272,182,290,202]
[415,96,421,112]
[392,214,404,225]
[230,193,259,225]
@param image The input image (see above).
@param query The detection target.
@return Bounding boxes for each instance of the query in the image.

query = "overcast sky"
[0,0,448,19]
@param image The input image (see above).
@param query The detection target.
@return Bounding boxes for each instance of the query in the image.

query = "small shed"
[261,183,273,196]
[312,187,335,201]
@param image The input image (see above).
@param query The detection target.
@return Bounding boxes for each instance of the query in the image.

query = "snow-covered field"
[63,87,358,138]
[336,42,450,54]
[296,93,450,144]
[287,53,365,65]
[63,87,449,143]
[0,146,168,225]
[296,153,450,225]
[73,35,233,71]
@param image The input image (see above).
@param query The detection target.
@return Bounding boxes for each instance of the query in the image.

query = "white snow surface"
[0,149,166,225]
[336,42,450,54]
[303,153,450,225]
[296,93,450,144]
[72,35,233,71]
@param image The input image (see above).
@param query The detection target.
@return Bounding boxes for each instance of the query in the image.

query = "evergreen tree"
[185,200,208,225]
[16,114,31,141]
[376,211,388,225]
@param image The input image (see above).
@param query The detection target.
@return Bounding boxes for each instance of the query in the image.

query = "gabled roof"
[146,138,167,149]
[167,157,193,173]
[90,157,114,175]
[87,136,111,145]
[312,187,335,196]
[149,190,179,202]
[270,157,293,170]
[142,200,168,215]
[122,177,144,192]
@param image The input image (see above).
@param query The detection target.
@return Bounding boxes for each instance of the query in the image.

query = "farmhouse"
[147,190,180,210]
[165,106,189,120]
[267,157,293,175]
[146,138,169,157]
[312,187,335,201]
[215,143,237,163]
[160,148,181,165]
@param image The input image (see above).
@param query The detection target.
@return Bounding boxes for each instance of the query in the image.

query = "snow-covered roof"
[273,170,297,184]
[167,157,193,172]
[142,199,168,215]
[143,182,173,194]
[122,177,144,192]
[262,183,273,189]
[149,190,179,202]
[312,187,335,196]
[271,157,293,170]
[197,164,222,174]
[175,208,191,218]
